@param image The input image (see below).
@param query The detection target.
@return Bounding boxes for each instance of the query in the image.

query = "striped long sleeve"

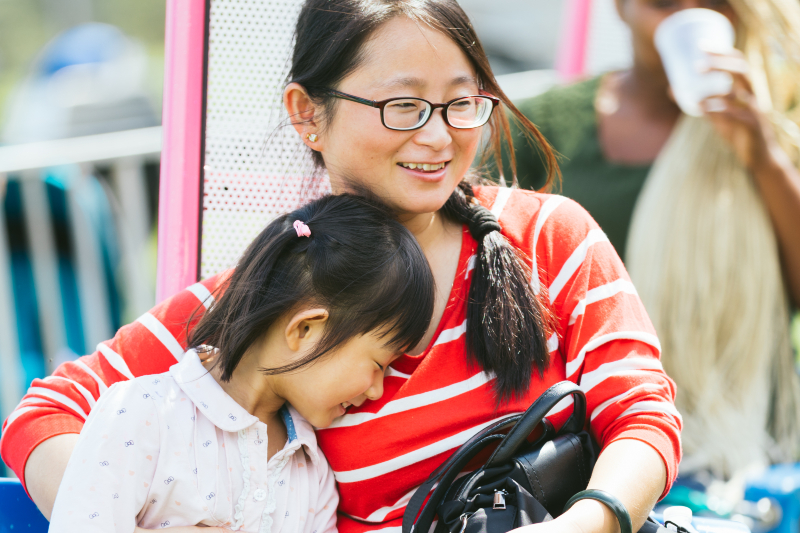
[1,276,225,491]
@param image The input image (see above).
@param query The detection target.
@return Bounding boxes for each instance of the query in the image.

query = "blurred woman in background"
[510,0,800,484]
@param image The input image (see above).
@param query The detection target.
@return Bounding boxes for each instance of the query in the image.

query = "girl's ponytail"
[442,182,554,401]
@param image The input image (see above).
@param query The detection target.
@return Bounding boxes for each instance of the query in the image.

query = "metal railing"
[0,126,162,421]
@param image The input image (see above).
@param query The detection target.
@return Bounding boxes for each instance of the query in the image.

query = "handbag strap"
[402,417,520,533]
[485,381,586,467]
[402,381,587,533]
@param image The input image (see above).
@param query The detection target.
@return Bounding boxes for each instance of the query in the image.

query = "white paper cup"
[654,9,735,116]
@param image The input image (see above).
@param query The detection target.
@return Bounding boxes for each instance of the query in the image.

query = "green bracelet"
[564,489,633,533]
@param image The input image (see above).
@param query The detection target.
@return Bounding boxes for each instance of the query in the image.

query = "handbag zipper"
[493,489,508,510]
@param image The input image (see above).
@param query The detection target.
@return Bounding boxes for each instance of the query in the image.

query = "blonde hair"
[625,0,800,479]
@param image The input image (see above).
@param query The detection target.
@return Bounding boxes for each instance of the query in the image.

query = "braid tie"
[467,203,501,242]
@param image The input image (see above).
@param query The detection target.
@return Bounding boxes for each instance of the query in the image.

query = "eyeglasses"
[323,89,500,131]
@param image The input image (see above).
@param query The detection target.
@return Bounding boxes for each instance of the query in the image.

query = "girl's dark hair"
[188,194,435,381]
[287,0,556,400]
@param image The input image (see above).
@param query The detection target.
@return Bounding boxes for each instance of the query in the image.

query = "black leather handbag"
[402,381,667,533]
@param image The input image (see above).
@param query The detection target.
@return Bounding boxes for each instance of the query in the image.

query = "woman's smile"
[397,160,450,182]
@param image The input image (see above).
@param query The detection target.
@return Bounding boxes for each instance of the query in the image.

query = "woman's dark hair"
[289,0,559,188]
[287,0,556,400]
[188,194,435,381]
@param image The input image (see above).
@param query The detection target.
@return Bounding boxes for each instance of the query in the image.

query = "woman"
[510,0,800,480]
[0,1,681,532]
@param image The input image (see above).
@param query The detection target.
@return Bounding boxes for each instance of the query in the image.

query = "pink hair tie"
[293,220,311,237]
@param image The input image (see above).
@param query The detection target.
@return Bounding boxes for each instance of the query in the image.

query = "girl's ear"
[284,82,322,150]
[285,308,330,352]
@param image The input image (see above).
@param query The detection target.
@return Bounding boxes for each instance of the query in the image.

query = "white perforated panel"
[201,0,329,278]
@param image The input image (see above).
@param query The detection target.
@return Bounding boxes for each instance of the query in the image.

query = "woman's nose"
[412,109,452,152]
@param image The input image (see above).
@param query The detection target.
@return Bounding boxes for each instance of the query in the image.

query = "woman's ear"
[284,82,322,150]
[284,308,330,352]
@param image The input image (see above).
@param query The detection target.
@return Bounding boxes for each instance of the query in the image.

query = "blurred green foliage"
[0,0,166,125]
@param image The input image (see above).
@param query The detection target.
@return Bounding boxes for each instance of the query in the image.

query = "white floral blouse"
[49,349,339,533]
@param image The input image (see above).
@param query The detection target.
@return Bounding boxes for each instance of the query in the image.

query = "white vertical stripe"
[531,196,567,294]
[0,191,21,420]
[25,387,88,419]
[187,282,215,310]
[20,176,66,368]
[433,319,467,347]
[579,357,665,392]
[490,187,513,218]
[566,331,661,378]
[546,333,559,353]
[137,312,185,360]
[549,229,609,304]
[44,376,96,409]
[465,255,476,279]
[333,415,517,483]
[569,279,639,325]
[96,342,135,380]
[67,179,114,354]
[74,360,109,393]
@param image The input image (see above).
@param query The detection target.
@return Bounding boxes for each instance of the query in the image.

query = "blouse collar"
[170,350,322,463]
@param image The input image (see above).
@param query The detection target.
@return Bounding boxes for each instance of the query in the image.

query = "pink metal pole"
[156,0,207,303]
[556,0,593,81]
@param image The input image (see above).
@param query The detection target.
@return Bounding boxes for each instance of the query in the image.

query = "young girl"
[47,194,435,532]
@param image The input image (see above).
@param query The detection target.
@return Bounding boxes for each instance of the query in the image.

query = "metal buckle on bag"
[458,513,471,533]
[493,489,508,510]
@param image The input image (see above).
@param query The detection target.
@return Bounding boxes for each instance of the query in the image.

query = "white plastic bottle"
[663,506,699,533]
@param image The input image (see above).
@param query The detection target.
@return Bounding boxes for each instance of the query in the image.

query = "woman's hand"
[700,49,800,305]
[510,439,667,533]
[700,50,784,172]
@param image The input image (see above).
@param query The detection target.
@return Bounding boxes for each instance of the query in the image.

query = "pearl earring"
[306,133,318,142]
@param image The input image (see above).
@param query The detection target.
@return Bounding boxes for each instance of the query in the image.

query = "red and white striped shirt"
[1,187,681,532]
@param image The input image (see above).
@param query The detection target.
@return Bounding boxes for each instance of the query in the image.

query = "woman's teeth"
[399,162,446,171]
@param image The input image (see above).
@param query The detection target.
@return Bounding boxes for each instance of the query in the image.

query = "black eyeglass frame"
[322,89,501,131]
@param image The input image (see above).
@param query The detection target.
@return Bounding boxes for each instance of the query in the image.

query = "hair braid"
[443,182,554,401]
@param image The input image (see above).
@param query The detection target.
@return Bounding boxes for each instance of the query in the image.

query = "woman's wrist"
[558,498,622,533]
[751,144,795,182]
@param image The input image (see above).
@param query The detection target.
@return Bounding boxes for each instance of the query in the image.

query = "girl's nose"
[364,373,385,402]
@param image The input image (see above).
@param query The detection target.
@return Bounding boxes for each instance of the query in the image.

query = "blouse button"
[253,489,267,502]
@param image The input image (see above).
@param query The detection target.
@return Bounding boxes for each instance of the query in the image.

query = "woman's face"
[617,0,738,73]
[316,17,484,216]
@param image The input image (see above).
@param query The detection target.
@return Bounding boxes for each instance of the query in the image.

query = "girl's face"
[274,329,402,429]
[617,0,738,73]
[314,16,484,217]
